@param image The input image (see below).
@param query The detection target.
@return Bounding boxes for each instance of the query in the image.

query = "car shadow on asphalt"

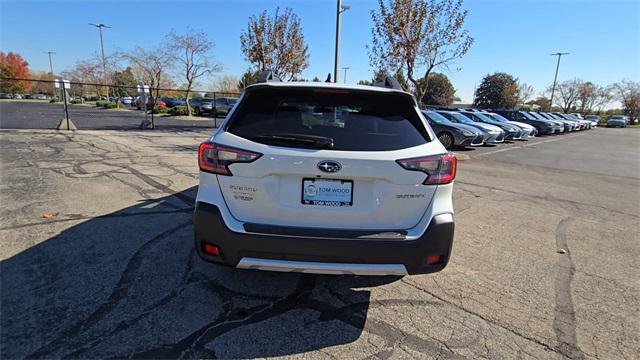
[1,186,404,358]
[454,146,478,152]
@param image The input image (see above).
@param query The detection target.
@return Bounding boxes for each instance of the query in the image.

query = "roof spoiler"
[372,76,403,90]
[257,70,282,83]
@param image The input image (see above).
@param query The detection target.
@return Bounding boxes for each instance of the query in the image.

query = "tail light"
[198,142,262,176]
[396,153,457,185]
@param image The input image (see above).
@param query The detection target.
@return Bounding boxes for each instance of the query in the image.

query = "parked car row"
[122,95,238,117]
[131,96,166,109]
[421,107,595,150]
[0,93,52,100]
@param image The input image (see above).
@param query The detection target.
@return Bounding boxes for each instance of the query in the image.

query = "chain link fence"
[0,77,241,130]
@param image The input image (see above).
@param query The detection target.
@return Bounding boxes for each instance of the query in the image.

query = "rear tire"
[438,132,454,150]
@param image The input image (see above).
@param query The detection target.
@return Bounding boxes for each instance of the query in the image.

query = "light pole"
[548,52,569,111]
[89,23,111,99]
[341,67,350,84]
[44,51,55,75]
[333,0,350,83]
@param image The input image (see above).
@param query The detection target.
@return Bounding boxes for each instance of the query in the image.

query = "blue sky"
[1,0,639,102]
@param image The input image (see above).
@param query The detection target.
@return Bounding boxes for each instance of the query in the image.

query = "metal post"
[333,0,342,83]
[99,27,108,100]
[213,92,217,128]
[150,91,155,129]
[549,52,569,111]
[62,85,70,130]
[143,92,148,128]
[90,23,111,100]
[46,51,55,75]
[342,67,349,84]
[333,2,350,83]
[45,51,56,96]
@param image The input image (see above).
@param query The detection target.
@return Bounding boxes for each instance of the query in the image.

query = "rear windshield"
[226,87,430,151]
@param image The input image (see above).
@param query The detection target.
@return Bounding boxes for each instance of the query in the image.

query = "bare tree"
[592,86,612,113]
[368,0,473,104]
[551,78,583,113]
[240,7,309,81]
[576,82,596,113]
[167,28,221,116]
[211,75,240,94]
[518,82,534,104]
[575,82,612,113]
[611,80,640,123]
[124,46,172,103]
[72,58,103,96]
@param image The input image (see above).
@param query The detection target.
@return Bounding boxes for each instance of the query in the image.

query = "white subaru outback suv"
[194,73,456,276]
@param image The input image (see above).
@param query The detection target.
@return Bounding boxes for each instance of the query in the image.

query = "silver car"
[607,116,627,128]
[609,115,630,125]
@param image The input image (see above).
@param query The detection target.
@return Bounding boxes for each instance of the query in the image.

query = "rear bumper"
[194,202,455,275]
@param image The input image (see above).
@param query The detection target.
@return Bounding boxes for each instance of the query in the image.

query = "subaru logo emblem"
[318,160,341,173]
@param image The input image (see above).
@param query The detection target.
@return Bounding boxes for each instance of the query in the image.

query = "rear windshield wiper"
[250,133,334,149]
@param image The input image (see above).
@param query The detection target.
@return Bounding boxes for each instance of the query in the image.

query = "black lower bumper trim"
[194,202,455,275]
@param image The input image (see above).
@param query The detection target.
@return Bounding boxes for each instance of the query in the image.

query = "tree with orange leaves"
[0,52,31,94]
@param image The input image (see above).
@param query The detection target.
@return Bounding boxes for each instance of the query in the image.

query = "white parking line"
[474,132,588,157]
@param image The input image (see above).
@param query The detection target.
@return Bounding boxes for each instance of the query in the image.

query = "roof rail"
[372,76,403,90]
[257,70,282,83]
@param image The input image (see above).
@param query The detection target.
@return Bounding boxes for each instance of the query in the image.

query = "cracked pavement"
[1,126,638,359]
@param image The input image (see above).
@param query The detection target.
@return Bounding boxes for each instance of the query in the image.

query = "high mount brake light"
[396,153,457,185]
[312,89,351,94]
[198,142,262,175]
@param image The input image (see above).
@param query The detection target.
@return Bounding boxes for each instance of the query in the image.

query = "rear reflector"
[396,153,457,185]
[425,254,444,265]
[203,244,220,256]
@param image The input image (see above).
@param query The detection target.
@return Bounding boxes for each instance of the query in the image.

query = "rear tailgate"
[215,133,443,230]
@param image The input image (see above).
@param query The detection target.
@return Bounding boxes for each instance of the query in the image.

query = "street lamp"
[44,51,55,75]
[89,23,111,100]
[341,67,350,84]
[333,0,350,83]
[548,52,569,111]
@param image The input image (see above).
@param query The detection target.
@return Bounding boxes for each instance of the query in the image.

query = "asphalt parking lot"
[1,106,639,358]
